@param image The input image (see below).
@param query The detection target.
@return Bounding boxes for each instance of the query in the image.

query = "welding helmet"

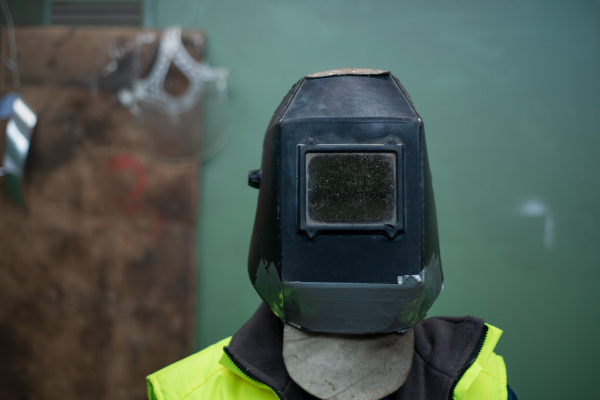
[247,69,443,334]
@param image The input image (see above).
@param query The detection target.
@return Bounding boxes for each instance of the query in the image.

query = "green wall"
[155,1,600,398]
[10,0,598,398]
[155,1,599,398]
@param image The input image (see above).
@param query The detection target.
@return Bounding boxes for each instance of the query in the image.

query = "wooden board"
[0,27,203,400]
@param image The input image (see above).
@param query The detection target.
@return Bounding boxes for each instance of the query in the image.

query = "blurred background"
[1,0,599,399]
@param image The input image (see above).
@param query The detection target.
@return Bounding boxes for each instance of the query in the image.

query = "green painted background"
[8,0,600,398]
[158,1,599,398]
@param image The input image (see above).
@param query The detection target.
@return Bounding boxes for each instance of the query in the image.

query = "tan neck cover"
[282,324,414,400]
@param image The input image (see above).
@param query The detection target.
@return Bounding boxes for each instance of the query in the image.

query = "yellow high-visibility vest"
[147,324,507,400]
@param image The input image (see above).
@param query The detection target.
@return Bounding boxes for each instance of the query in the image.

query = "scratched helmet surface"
[247,69,443,334]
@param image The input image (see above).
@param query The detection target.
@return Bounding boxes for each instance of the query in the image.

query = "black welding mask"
[248,69,443,334]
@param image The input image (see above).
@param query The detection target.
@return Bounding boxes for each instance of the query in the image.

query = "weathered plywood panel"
[0,27,203,400]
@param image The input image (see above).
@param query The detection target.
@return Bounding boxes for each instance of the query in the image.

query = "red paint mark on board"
[106,155,147,215]
[105,154,164,242]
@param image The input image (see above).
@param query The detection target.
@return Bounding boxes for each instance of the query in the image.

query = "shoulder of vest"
[412,317,507,400]
[453,323,507,400]
[147,337,232,400]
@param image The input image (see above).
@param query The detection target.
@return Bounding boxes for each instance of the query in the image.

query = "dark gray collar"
[225,303,486,400]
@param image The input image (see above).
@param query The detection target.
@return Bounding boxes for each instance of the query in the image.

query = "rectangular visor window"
[306,152,397,225]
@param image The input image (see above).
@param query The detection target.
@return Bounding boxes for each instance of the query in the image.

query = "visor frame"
[297,137,405,239]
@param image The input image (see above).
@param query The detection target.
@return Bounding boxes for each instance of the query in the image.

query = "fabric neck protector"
[282,323,414,400]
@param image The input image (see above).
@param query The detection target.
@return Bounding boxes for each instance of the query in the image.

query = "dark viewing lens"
[306,152,396,224]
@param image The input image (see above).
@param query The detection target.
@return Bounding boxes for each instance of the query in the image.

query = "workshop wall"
[153,1,599,400]
[0,25,202,399]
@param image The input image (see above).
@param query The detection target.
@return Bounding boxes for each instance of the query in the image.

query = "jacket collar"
[224,303,309,398]
[223,302,487,400]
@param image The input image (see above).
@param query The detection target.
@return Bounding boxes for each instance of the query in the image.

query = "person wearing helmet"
[147,69,517,400]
